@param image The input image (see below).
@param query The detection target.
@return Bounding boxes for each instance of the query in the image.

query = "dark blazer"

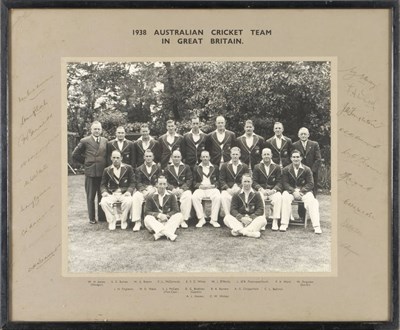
[165,163,193,191]
[236,134,265,169]
[282,164,314,194]
[193,163,220,189]
[144,192,179,218]
[133,137,160,168]
[72,135,108,177]
[205,130,236,165]
[136,163,162,192]
[158,133,184,168]
[219,162,249,190]
[100,164,136,195]
[231,190,264,220]
[292,139,321,173]
[252,162,282,192]
[181,131,207,167]
[265,136,292,167]
[107,139,135,167]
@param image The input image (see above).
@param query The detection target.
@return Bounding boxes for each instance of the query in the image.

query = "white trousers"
[100,194,132,225]
[263,191,282,219]
[221,191,233,216]
[192,188,221,222]
[223,214,267,233]
[144,213,183,236]
[174,190,192,221]
[281,191,320,227]
[131,191,144,222]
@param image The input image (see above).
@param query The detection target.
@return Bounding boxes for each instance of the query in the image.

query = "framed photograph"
[2,1,398,328]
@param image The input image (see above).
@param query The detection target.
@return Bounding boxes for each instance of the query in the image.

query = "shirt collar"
[261,160,276,166]
[157,190,170,197]
[138,136,153,142]
[294,163,304,170]
[240,188,255,194]
[190,129,204,135]
[145,161,156,167]
[228,160,242,165]
[92,135,100,141]
[112,164,122,170]
[173,162,185,167]
[199,162,212,168]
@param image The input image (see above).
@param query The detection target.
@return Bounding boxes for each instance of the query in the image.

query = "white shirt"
[117,139,125,151]
[167,133,177,146]
[112,165,121,179]
[145,163,154,174]
[294,163,304,177]
[158,192,168,206]
[275,136,282,149]
[92,135,100,143]
[263,163,271,176]
[240,188,255,203]
[245,134,254,148]
[200,163,212,185]
[301,141,308,150]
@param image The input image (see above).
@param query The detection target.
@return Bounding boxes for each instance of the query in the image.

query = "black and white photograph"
[67,60,332,273]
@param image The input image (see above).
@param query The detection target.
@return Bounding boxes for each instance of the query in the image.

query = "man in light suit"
[281,150,322,234]
[107,126,135,167]
[220,147,249,216]
[235,120,265,170]
[99,150,135,230]
[192,150,221,228]
[252,148,283,231]
[205,116,236,167]
[182,116,207,171]
[165,150,193,228]
[158,120,184,169]
[144,176,184,241]
[292,127,321,196]
[131,149,162,231]
[133,123,159,168]
[265,122,292,168]
[223,173,267,238]
[72,121,107,224]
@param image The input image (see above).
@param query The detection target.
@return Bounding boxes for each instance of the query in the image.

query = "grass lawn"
[68,175,332,273]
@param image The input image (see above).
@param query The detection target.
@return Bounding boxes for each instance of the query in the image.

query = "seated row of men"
[99,146,322,241]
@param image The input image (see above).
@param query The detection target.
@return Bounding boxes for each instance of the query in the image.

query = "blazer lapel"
[168,165,179,181]
[289,164,297,181]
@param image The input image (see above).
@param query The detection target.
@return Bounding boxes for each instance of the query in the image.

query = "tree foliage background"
[67,61,331,162]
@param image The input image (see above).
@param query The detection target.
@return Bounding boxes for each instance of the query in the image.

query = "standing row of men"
[72,117,322,239]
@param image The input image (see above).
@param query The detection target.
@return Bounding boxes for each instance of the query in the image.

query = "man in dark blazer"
[131,149,162,231]
[292,127,321,196]
[72,121,107,224]
[133,123,160,168]
[220,147,249,216]
[281,150,322,234]
[265,122,292,168]
[252,148,283,231]
[158,120,184,168]
[192,150,221,228]
[182,116,207,170]
[143,176,184,241]
[223,173,267,238]
[99,150,135,230]
[107,126,135,167]
[165,150,193,228]
[205,116,236,166]
[236,120,265,170]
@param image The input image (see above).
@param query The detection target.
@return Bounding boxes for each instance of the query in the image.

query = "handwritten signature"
[18,76,53,103]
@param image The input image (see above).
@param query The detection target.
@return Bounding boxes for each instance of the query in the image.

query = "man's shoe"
[180,221,188,228]
[165,232,177,241]
[279,225,287,232]
[210,220,221,228]
[196,218,206,228]
[132,222,142,232]
[154,230,164,241]
[242,230,261,238]
[272,220,279,231]
[120,222,128,230]
[89,219,97,224]
[108,221,116,231]
[314,227,322,234]
[231,229,240,237]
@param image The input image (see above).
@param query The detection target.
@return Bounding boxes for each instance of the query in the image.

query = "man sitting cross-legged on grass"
[281,149,322,234]
[252,148,283,231]
[164,150,193,228]
[99,150,135,231]
[192,150,221,228]
[144,176,184,241]
[131,149,162,231]
[223,173,267,238]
